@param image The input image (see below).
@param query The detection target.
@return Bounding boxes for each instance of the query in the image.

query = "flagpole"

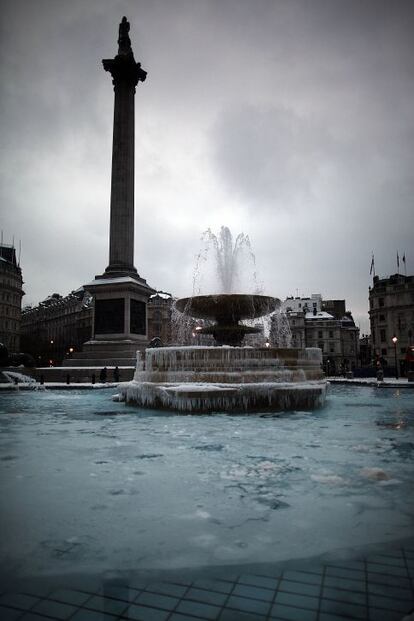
[370,252,375,279]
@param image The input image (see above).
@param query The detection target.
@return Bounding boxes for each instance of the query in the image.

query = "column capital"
[103,56,147,88]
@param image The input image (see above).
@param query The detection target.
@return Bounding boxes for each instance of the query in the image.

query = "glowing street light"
[392,335,399,380]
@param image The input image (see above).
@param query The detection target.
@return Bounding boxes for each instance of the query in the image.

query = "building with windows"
[282,294,322,315]
[0,244,24,353]
[369,273,414,375]
[283,296,359,374]
[147,292,174,344]
[21,289,93,366]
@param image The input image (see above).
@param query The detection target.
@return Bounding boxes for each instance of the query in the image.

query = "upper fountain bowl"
[175,294,280,321]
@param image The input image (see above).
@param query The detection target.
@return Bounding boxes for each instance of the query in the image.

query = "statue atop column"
[118,16,132,55]
[103,16,147,87]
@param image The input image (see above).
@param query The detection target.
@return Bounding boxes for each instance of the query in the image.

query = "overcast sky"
[1,0,413,333]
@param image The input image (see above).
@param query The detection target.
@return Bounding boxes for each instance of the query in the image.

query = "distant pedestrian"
[113,366,120,382]
[99,367,107,383]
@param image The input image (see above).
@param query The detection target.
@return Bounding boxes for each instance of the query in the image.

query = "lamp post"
[392,335,399,379]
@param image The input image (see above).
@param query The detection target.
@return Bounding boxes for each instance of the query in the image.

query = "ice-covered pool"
[0,384,413,583]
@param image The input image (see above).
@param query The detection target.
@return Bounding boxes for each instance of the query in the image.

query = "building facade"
[283,296,359,374]
[21,289,93,366]
[0,245,24,353]
[369,273,414,375]
[147,292,174,344]
[282,294,322,315]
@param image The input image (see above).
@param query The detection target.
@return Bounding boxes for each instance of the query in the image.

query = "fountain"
[118,227,327,412]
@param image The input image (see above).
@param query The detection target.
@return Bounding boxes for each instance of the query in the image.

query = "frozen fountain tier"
[117,346,327,413]
[175,294,280,346]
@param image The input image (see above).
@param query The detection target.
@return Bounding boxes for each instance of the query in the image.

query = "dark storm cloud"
[0,0,413,332]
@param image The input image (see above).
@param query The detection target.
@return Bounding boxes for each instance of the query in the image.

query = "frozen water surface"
[0,384,413,582]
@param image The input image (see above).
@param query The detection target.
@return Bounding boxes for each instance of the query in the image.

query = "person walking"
[99,367,107,383]
[113,366,120,382]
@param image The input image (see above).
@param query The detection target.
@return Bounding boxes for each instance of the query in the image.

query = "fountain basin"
[175,294,279,321]
[175,294,280,346]
[118,346,327,413]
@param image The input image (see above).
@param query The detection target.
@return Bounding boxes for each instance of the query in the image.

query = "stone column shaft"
[108,81,135,271]
[102,17,147,278]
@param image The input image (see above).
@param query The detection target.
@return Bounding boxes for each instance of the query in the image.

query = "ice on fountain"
[270,309,292,348]
[119,345,326,413]
[120,378,327,413]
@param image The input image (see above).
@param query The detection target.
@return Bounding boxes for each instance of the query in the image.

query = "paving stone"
[31,600,77,619]
[237,574,278,590]
[225,594,270,616]
[324,576,366,593]
[123,604,170,621]
[0,606,25,621]
[320,597,367,619]
[192,579,234,595]
[231,583,275,602]
[84,594,129,615]
[278,579,320,597]
[322,586,366,606]
[48,589,91,606]
[0,593,40,611]
[144,582,188,598]
[183,587,228,606]
[275,590,319,610]
[135,591,179,611]
[283,570,322,585]
[325,566,365,580]
[270,602,317,620]
[175,598,221,619]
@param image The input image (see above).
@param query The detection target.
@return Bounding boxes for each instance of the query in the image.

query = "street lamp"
[392,335,399,379]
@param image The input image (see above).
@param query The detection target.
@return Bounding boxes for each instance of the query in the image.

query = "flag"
[370,254,375,275]
[403,253,406,265]
[397,251,400,269]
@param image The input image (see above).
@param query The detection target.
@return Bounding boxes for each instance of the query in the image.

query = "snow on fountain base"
[117,346,327,413]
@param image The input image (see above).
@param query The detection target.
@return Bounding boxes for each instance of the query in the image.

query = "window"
[379,314,385,322]
[318,342,324,351]
[329,330,333,338]
[313,302,317,308]
[401,347,406,354]
[318,330,323,338]
[380,329,386,342]
[381,348,387,355]
[379,298,385,307]
[330,344,335,353]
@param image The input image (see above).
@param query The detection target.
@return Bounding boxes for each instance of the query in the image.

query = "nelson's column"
[81,17,155,365]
